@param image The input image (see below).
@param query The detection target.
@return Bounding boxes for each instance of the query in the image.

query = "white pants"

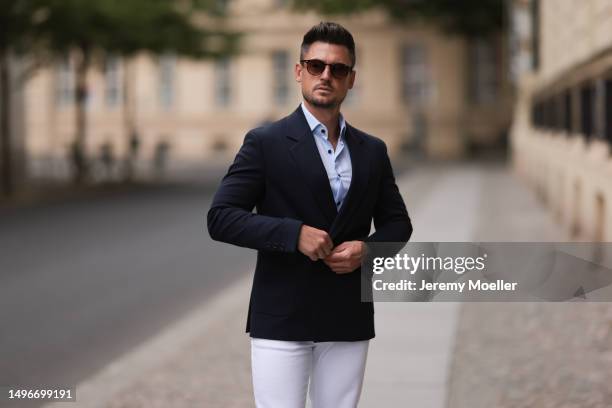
[250,338,369,408]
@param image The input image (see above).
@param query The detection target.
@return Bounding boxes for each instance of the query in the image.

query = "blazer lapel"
[329,124,370,240]
[286,107,338,225]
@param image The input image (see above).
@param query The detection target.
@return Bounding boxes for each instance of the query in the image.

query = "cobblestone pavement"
[106,294,253,408]
[446,164,612,408]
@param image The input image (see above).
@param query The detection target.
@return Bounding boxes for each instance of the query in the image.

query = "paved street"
[0,181,253,407]
[6,161,608,408]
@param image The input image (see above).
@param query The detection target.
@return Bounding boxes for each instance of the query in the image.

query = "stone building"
[510,0,612,241]
[22,0,512,182]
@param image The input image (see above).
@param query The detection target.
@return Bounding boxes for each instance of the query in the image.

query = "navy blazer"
[207,106,412,341]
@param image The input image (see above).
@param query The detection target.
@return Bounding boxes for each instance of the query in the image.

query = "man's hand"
[298,225,334,261]
[323,241,365,274]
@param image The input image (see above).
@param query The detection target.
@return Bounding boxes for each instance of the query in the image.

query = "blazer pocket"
[251,254,299,316]
[250,279,297,316]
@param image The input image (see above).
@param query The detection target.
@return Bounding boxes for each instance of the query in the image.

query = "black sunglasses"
[300,59,353,79]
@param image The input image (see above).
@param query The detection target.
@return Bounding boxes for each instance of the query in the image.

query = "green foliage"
[0,0,37,50]
[291,0,505,37]
[2,0,238,57]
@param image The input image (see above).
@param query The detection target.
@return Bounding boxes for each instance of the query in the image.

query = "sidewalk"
[50,162,566,408]
[361,162,567,408]
[0,162,228,211]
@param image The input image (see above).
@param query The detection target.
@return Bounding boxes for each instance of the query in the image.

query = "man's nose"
[320,64,332,80]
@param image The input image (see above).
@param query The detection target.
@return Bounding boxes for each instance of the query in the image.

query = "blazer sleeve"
[364,140,413,244]
[207,130,303,253]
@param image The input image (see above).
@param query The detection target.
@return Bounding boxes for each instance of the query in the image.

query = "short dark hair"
[300,22,356,67]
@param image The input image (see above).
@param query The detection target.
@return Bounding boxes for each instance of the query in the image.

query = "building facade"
[510,0,612,241]
[23,0,512,182]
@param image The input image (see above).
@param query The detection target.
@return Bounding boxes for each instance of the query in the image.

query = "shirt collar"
[300,101,346,139]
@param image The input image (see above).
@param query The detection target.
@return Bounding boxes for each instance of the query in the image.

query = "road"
[0,182,253,399]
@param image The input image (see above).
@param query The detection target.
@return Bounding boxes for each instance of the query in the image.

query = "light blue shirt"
[301,102,352,211]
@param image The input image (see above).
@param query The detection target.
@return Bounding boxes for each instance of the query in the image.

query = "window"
[215,57,231,107]
[272,51,289,106]
[544,98,553,129]
[594,78,606,139]
[531,98,546,129]
[605,79,612,144]
[563,90,572,134]
[401,44,430,106]
[56,55,74,106]
[550,95,561,131]
[104,56,121,107]
[530,99,538,128]
[580,83,594,139]
[467,38,499,105]
[158,54,175,109]
[551,95,562,131]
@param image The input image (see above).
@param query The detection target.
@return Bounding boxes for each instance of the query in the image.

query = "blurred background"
[1,0,612,407]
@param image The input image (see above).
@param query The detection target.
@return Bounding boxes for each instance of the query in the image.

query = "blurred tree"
[291,0,504,37]
[0,0,238,194]
[31,0,238,184]
[0,1,37,197]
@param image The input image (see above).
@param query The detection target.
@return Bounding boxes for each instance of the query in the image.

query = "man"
[208,21,412,408]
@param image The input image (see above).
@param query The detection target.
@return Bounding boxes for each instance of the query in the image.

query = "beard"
[303,89,346,109]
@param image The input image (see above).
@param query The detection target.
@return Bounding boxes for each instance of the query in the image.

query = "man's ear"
[295,63,303,83]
